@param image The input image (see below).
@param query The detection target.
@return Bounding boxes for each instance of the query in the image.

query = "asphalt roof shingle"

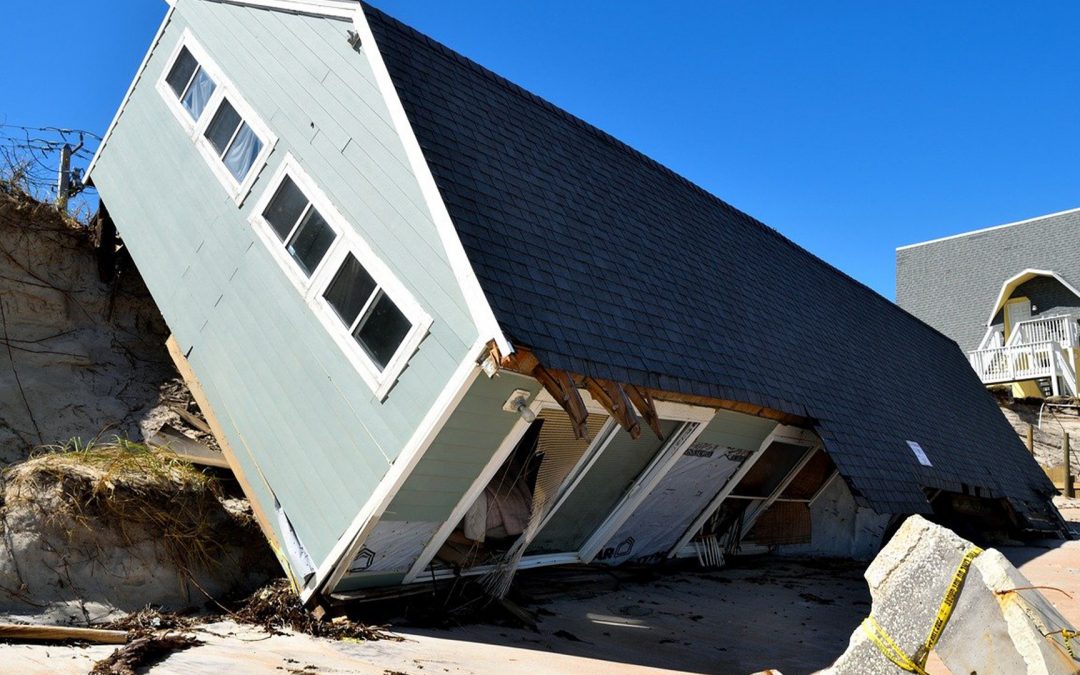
[364,4,1058,524]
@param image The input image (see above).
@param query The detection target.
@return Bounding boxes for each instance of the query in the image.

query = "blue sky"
[2,1,1078,299]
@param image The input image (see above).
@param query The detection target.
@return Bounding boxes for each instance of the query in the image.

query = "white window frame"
[250,154,433,400]
[156,29,277,205]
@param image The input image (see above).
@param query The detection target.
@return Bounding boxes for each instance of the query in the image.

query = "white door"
[1004,297,1030,342]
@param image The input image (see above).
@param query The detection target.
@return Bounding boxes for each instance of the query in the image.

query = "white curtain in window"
[182,69,216,120]
[223,123,263,181]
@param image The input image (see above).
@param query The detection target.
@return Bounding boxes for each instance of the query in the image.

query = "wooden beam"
[146,425,231,469]
[625,384,663,439]
[533,365,589,439]
[165,336,284,556]
[496,344,811,429]
[0,623,128,644]
[646,388,812,427]
[584,377,641,439]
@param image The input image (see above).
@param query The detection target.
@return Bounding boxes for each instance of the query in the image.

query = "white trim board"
[204,0,359,19]
[896,205,1080,251]
[304,334,487,602]
[350,6,512,358]
[578,417,712,563]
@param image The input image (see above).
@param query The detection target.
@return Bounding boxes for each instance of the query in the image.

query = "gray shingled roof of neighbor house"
[363,4,1057,524]
[897,208,1080,354]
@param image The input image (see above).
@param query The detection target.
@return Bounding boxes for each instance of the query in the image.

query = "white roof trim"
[897,205,1080,252]
[202,0,359,18]
[986,268,1080,326]
[86,5,175,182]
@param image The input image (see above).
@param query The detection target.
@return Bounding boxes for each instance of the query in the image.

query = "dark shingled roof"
[364,4,1058,524]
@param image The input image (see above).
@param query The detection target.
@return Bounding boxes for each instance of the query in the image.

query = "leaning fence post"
[1027,424,1034,455]
[1065,433,1074,498]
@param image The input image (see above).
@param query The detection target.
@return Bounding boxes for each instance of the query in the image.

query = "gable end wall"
[89,0,480,572]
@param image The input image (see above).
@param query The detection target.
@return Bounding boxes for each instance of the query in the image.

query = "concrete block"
[823,515,1078,674]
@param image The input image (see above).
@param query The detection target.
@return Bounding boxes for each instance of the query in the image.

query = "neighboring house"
[87,0,1060,605]
[898,209,1080,399]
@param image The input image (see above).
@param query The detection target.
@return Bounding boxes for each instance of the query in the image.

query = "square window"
[205,100,242,156]
[324,254,377,327]
[222,123,263,181]
[354,292,412,370]
[263,176,308,240]
[205,100,263,182]
[165,47,198,98]
[182,68,216,120]
[165,47,216,120]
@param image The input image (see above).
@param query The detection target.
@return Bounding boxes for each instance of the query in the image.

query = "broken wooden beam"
[497,344,812,428]
[0,623,128,644]
[146,425,230,469]
[624,384,664,439]
[534,366,589,439]
[168,404,213,436]
[584,377,641,439]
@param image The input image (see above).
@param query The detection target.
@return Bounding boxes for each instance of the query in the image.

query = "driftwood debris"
[90,633,202,675]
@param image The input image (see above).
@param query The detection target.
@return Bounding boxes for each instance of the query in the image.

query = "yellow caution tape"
[861,616,929,674]
[863,546,983,673]
[922,546,983,657]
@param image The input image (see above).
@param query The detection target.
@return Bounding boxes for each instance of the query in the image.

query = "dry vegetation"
[4,439,227,579]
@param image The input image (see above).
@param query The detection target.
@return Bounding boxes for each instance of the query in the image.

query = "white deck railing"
[1006,315,1079,349]
[968,339,1077,396]
[969,341,1057,385]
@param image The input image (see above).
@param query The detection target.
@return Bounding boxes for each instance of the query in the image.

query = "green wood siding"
[90,0,479,570]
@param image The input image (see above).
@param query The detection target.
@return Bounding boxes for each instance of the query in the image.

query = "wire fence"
[0,123,101,222]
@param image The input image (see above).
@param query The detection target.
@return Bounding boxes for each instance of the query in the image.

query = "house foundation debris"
[825,515,1079,674]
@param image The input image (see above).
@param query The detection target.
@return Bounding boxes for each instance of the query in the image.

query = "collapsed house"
[84,0,1063,605]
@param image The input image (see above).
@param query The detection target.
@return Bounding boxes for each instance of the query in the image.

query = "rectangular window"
[158,30,277,204]
[249,155,433,399]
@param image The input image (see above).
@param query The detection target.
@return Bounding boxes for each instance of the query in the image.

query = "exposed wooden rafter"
[624,384,664,439]
[584,377,641,439]
[533,366,589,438]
